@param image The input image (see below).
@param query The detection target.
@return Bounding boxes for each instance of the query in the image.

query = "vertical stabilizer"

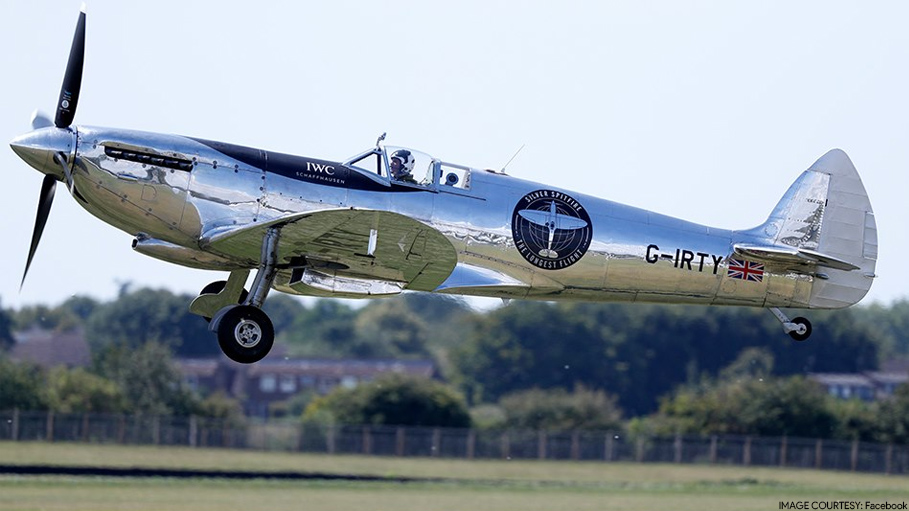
[754,149,877,308]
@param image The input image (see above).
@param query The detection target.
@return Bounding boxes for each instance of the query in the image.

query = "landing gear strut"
[198,280,249,322]
[193,227,281,364]
[769,307,812,342]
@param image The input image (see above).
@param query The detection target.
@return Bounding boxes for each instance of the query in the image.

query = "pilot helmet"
[390,149,415,174]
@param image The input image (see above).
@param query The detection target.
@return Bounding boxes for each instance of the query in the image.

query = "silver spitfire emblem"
[512,190,592,270]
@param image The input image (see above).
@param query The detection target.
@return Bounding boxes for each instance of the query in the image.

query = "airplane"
[10,10,878,363]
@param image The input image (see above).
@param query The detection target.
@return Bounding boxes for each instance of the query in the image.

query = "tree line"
[1,289,908,442]
[0,342,242,421]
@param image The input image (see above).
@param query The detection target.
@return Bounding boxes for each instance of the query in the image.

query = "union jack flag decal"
[727,258,764,282]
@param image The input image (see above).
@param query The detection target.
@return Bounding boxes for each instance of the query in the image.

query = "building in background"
[177,356,436,417]
[9,326,90,368]
[9,326,435,417]
[809,366,908,402]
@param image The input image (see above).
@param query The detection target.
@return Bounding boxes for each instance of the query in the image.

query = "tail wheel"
[788,317,812,342]
[212,305,274,364]
[200,281,249,322]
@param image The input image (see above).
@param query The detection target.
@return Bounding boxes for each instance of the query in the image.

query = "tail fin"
[742,149,877,308]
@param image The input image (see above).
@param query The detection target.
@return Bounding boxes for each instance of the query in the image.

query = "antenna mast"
[500,144,525,173]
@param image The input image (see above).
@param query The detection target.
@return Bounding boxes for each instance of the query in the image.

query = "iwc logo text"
[511,189,592,270]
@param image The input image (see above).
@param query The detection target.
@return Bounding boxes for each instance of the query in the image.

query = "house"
[244,358,435,416]
[809,370,908,401]
[8,326,436,418]
[9,326,90,368]
[179,358,242,396]
[176,355,436,417]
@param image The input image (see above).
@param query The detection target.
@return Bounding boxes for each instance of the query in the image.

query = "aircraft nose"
[10,127,75,179]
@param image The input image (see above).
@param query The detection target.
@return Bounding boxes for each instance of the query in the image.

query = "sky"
[1,1,907,311]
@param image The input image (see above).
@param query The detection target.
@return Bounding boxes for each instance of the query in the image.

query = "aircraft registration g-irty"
[11,10,878,363]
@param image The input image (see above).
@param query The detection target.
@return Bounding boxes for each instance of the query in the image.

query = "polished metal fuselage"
[61,125,813,308]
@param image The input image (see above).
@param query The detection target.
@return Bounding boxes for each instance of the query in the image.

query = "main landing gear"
[211,305,274,364]
[190,228,281,364]
[769,307,812,342]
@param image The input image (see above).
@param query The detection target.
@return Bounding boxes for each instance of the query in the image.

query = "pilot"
[389,149,417,184]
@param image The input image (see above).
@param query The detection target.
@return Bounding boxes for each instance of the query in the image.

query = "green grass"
[0,441,906,511]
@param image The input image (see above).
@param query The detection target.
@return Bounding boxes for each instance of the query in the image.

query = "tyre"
[788,317,812,342]
[212,305,274,364]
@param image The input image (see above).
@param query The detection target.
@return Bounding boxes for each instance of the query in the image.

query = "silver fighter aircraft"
[11,11,878,363]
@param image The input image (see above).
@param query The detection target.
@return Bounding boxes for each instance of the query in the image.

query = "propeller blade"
[22,174,57,289]
[54,9,86,129]
[31,110,53,130]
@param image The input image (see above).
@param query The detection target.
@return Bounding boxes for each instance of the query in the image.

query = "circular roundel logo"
[511,190,593,270]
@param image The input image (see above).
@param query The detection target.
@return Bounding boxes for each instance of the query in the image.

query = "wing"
[202,208,458,295]
[555,215,588,231]
[517,209,550,226]
[518,209,588,230]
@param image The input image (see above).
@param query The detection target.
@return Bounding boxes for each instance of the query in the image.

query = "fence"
[1,410,907,475]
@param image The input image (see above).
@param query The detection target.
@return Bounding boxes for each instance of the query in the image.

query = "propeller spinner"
[9,8,85,288]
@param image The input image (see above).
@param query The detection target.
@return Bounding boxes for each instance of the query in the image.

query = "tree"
[776,308,879,374]
[352,301,430,358]
[452,301,881,416]
[0,301,14,351]
[263,294,306,333]
[0,356,47,410]
[91,342,199,416]
[655,376,837,438]
[85,288,217,357]
[876,383,909,444]
[196,392,245,424]
[451,301,606,404]
[397,294,472,350]
[855,299,909,360]
[282,300,359,357]
[719,347,774,381]
[303,373,471,428]
[827,398,879,442]
[469,404,507,430]
[46,367,127,414]
[12,304,80,332]
[283,296,457,360]
[59,295,99,323]
[270,390,318,419]
[498,386,623,431]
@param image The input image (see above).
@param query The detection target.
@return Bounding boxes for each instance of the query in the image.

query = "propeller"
[19,8,86,288]
[56,9,86,129]
[22,176,57,289]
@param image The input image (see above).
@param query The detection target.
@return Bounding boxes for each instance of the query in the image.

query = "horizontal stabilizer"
[733,243,860,272]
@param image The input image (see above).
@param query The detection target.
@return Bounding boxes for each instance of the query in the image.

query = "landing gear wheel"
[788,317,812,342]
[200,281,249,322]
[212,305,274,364]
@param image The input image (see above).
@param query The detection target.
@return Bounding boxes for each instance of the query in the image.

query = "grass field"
[1,441,906,511]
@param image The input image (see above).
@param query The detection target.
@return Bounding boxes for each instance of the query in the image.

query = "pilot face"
[390,157,403,176]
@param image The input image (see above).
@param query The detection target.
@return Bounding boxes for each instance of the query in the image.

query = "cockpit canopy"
[344,145,471,190]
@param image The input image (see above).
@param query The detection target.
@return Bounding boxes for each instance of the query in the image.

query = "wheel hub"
[234,319,262,348]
